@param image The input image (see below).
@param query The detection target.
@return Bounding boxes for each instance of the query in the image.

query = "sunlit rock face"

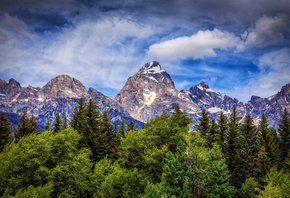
[0,75,140,128]
[113,61,200,123]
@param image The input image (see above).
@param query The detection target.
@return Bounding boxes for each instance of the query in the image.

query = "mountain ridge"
[0,61,289,128]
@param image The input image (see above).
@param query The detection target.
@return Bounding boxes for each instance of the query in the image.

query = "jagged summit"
[142,61,165,74]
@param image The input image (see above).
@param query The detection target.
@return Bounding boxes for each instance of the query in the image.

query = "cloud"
[220,48,290,102]
[0,15,153,93]
[147,28,240,61]
[237,14,290,50]
[175,80,192,91]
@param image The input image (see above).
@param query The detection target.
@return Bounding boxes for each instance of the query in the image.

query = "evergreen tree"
[256,146,271,180]
[100,111,114,158]
[196,109,210,139]
[44,119,51,131]
[0,111,12,152]
[127,117,136,131]
[112,121,120,160]
[160,151,188,197]
[15,108,29,142]
[205,143,234,198]
[226,107,242,189]
[278,107,290,165]
[53,111,62,133]
[28,114,40,135]
[70,98,86,135]
[240,114,259,181]
[258,113,280,168]
[84,98,101,161]
[208,119,218,148]
[61,114,68,130]
[120,118,126,138]
[217,111,227,154]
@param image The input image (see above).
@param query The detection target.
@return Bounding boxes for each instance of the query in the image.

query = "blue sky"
[0,0,290,102]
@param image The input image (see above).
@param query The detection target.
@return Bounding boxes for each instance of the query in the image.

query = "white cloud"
[175,80,192,91]
[147,28,240,61]
[220,48,290,102]
[238,14,289,50]
[0,16,153,93]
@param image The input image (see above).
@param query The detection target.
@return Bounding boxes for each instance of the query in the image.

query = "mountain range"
[0,61,289,129]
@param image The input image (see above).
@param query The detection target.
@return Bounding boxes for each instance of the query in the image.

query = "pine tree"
[127,117,136,131]
[15,108,29,142]
[28,114,40,134]
[160,151,188,197]
[0,111,12,152]
[278,108,290,165]
[120,118,126,138]
[70,98,86,135]
[205,143,235,198]
[53,111,62,133]
[208,119,218,148]
[84,98,101,161]
[258,113,280,167]
[217,111,227,154]
[112,121,120,160]
[240,114,259,181]
[256,146,271,180]
[100,111,114,158]
[226,107,242,189]
[61,114,68,130]
[44,119,51,131]
[196,109,210,138]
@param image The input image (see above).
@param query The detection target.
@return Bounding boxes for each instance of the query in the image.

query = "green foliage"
[226,107,242,189]
[93,158,146,198]
[205,143,234,198]
[14,109,29,142]
[100,111,114,158]
[196,109,210,141]
[262,167,290,198]
[256,182,281,198]
[53,110,62,133]
[208,119,218,148]
[160,151,188,197]
[239,178,261,198]
[4,182,53,198]
[0,128,95,197]
[44,119,51,131]
[61,114,68,129]
[28,114,40,135]
[127,117,136,131]
[217,111,227,154]
[0,111,12,152]
[240,114,259,180]
[120,118,126,138]
[278,107,290,166]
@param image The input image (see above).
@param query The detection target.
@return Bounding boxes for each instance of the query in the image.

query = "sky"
[0,0,290,102]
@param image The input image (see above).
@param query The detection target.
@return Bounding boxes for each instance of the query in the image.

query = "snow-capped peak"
[143,61,165,74]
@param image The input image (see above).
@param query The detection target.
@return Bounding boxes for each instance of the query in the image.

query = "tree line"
[0,99,289,197]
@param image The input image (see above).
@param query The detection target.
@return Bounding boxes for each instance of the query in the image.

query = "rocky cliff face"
[182,81,289,127]
[0,62,289,129]
[113,61,201,122]
[0,75,140,128]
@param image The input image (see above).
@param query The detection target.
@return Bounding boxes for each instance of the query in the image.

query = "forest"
[0,98,289,198]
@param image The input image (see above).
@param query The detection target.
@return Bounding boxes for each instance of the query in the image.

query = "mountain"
[0,61,288,129]
[0,75,141,128]
[181,81,290,127]
[112,61,201,122]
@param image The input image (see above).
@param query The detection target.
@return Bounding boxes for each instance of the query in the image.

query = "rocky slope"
[181,81,290,127]
[0,61,288,129]
[0,75,140,128]
[112,61,201,122]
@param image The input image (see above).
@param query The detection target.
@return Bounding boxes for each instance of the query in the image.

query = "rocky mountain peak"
[142,61,165,75]
[41,74,89,99]
[113,61,200,122]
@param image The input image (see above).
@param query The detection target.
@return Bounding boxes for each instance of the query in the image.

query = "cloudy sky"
[0,0,290,102]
